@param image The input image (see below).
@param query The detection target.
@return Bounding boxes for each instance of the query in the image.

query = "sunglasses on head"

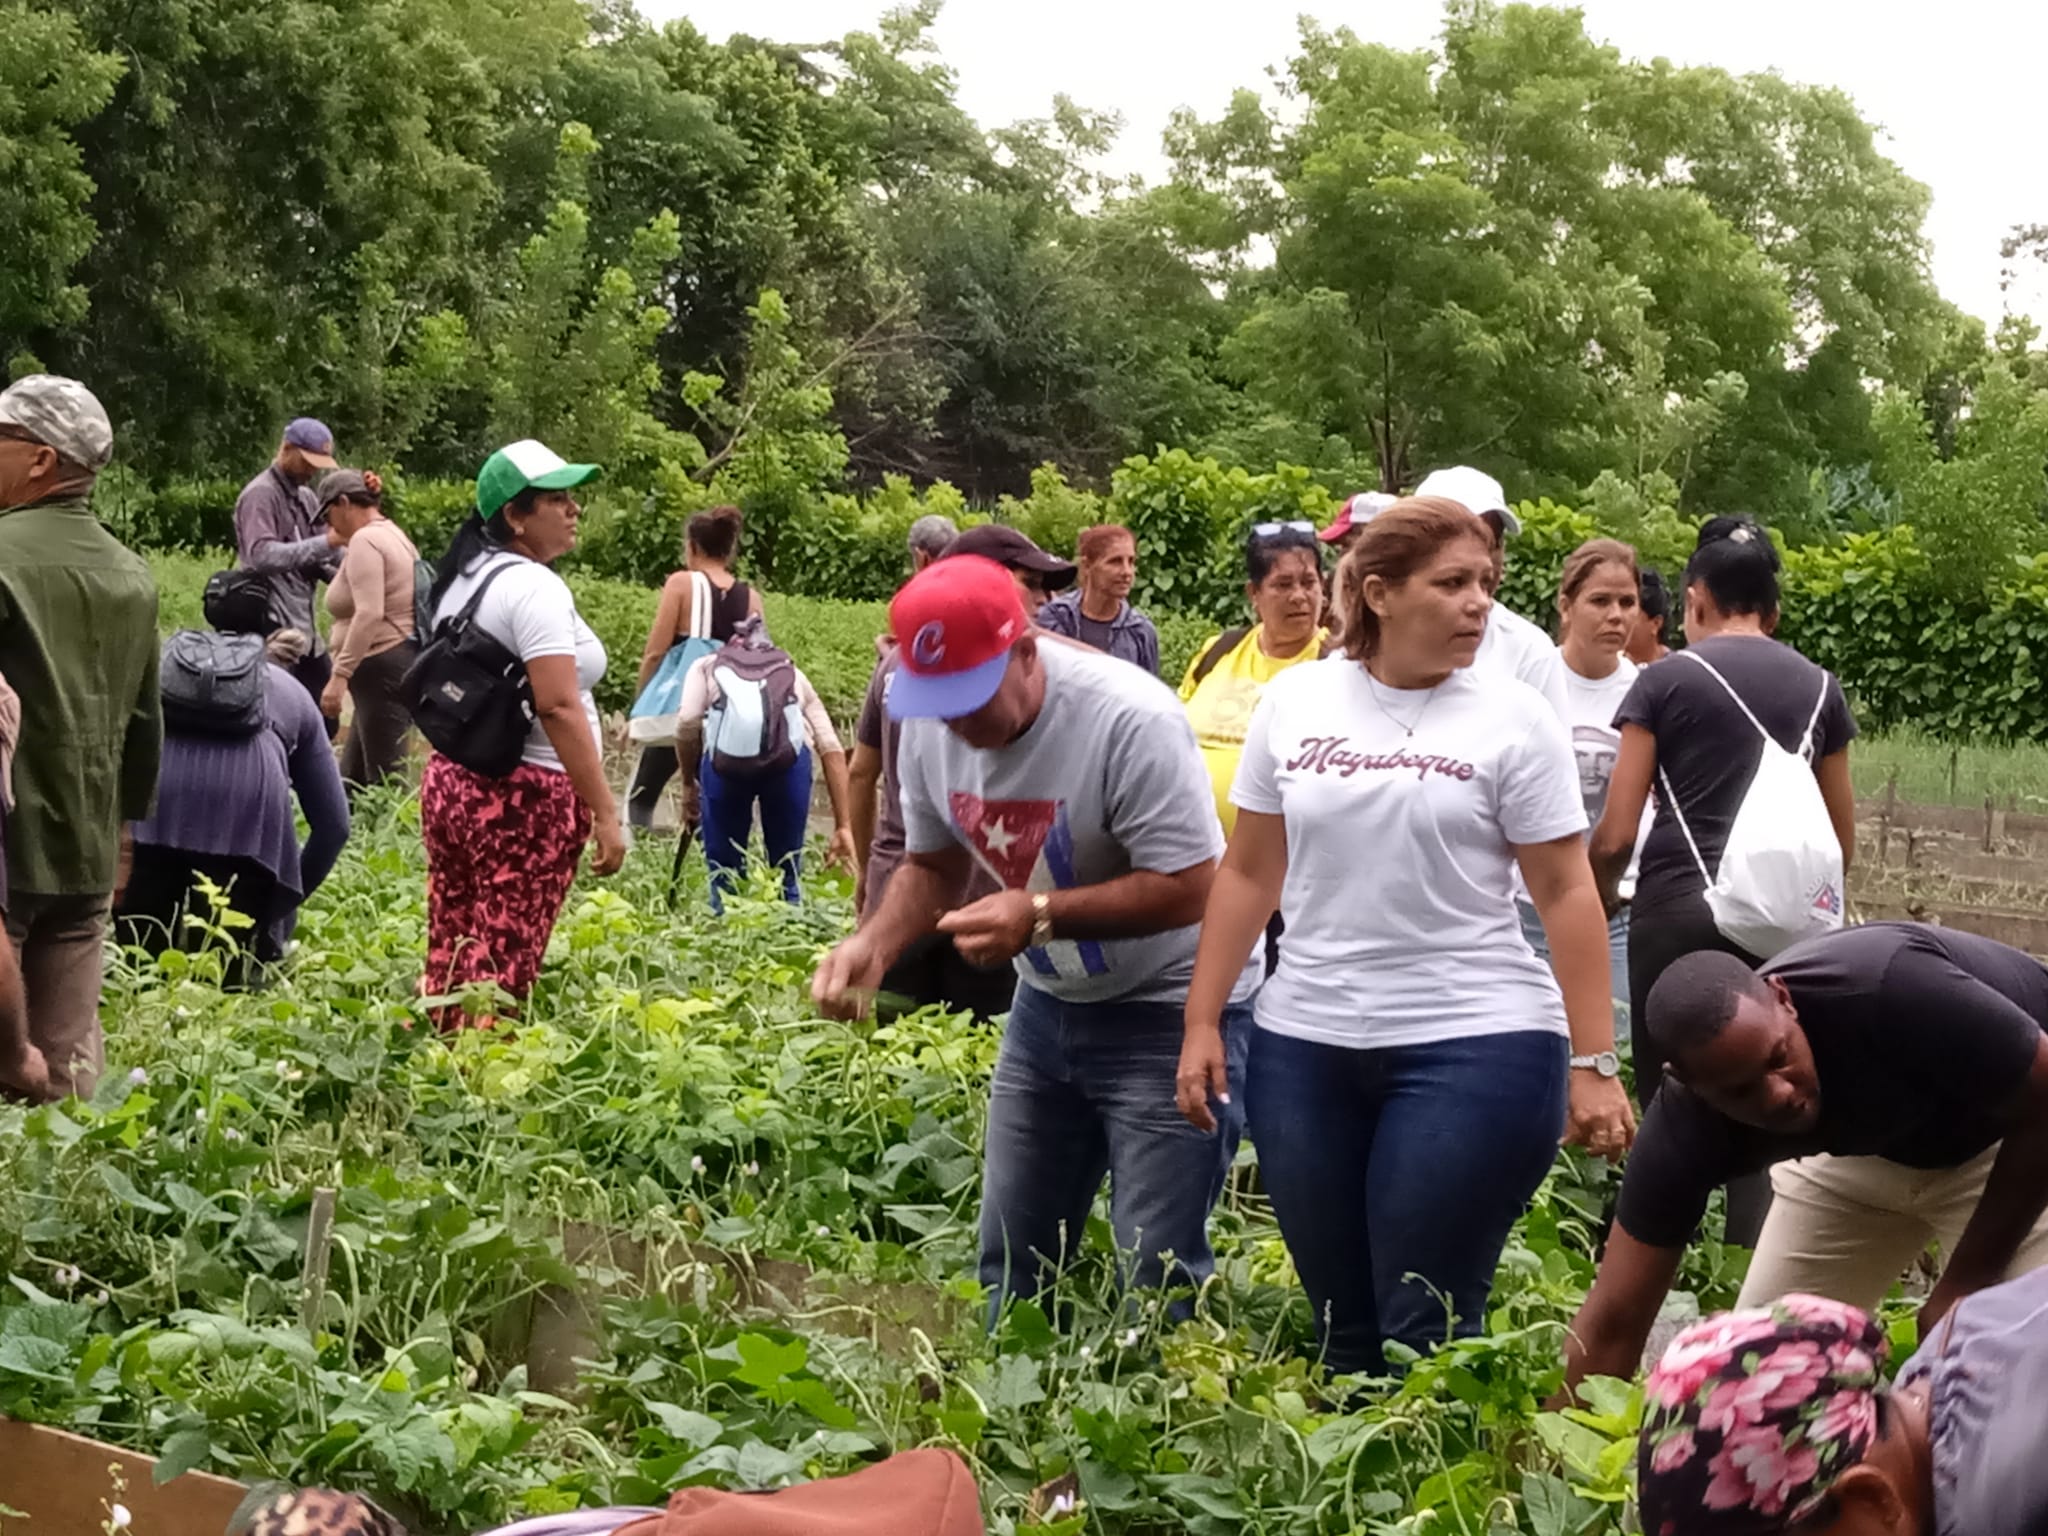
[1251,520,1316,538]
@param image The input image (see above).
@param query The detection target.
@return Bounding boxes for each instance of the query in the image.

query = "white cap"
[1415,465,1522,536]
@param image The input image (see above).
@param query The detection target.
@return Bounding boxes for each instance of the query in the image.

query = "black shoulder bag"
[402,559,537,778]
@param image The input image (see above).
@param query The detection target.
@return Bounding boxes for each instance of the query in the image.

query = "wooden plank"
[0,1420,246,1536]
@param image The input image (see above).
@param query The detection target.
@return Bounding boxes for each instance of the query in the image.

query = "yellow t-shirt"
[1178,625,1329,832]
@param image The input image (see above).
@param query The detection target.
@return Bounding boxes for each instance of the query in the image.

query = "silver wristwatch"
[1570,1050,1621,1078]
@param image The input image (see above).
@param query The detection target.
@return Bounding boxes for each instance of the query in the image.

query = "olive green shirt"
[0,494,162,896]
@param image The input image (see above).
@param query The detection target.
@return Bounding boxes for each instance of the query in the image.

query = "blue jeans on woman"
[700,750,812,912]
[979,982,1254,1320]
[1246,1025,1567,1377]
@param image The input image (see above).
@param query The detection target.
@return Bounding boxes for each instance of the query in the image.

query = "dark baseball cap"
[283,417,337,469]
[944,524,1076,589]
[316,468,376,511]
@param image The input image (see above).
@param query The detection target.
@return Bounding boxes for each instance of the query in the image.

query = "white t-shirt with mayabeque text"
[1230,657,1586,1048]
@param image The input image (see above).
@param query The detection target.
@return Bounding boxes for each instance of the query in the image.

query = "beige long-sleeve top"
[677,653,843,755]
[326,518,421,680]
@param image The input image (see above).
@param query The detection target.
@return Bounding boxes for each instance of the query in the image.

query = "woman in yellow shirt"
[1179,522,1331,833]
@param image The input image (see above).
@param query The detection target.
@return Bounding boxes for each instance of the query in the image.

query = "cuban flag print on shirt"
[948,792,1110,978]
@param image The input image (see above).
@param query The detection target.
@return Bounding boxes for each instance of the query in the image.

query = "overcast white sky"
[643,0,2048,326]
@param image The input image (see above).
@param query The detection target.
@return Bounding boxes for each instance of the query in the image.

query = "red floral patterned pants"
[420,753,591,1028]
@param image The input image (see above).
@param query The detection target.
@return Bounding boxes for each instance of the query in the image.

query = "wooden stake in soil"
[1878,769,1898,869]
[1986,793,1997,854]
[301,1186,337,1336]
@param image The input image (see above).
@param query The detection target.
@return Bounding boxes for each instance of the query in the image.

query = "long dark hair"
[428,489,541,612]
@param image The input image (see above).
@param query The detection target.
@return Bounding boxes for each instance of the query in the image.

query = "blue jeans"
[1517,897,1630,1050]
[978,983,1253,1318]
[1246,1026,1567,1377]
[700,751,812,912]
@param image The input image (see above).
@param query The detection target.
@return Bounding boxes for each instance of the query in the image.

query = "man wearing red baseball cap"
[814,554,1256,1319]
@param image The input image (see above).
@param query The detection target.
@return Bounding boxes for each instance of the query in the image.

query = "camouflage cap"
[0,375,113,471]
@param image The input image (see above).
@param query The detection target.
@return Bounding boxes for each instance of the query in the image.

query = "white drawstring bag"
[1659,651,1844,959]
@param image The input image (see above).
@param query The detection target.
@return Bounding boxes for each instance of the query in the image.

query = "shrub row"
[140,450,2048,742]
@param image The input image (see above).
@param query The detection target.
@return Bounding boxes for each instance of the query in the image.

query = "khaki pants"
[3,890,110,1099]
[1736,1146,2048,1310]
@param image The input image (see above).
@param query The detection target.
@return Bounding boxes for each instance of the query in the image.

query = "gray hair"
[907,514,958,560]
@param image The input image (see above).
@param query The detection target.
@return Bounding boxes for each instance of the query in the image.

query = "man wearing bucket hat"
[415,439,625,1029]
[1414,465,1570,721]
[233,416,349,715]
[814,554,1257,1319]
[0,375,159,1099]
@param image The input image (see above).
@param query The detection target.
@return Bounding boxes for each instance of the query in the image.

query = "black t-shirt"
[1615,636,1856,914]
[1617,924,2048,1247]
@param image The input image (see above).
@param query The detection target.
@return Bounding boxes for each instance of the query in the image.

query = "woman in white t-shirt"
[1177,498,1635,1379]
[418,440,627,1028]
[1517,539,1644,1018]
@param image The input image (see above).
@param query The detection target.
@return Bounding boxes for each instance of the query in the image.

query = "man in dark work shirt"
[1563,923,2048,1390]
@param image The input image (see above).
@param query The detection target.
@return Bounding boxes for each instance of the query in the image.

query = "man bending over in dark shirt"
[1563,922,2048,1392]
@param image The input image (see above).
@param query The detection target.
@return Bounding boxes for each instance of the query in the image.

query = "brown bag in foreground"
[608,1449,985,1536]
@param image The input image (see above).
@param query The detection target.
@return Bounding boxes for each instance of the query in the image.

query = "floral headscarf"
[1637,1293,1888,1536]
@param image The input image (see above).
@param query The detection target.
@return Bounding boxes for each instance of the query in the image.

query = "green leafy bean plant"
[0,791,1657,1534]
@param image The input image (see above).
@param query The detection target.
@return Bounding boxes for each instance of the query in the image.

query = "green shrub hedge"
[142,462,2048,744]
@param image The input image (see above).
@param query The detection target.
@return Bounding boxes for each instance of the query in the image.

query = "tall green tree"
[0,3,123,346]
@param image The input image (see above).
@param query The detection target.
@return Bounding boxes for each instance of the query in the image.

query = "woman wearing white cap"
[416,440,627,1028]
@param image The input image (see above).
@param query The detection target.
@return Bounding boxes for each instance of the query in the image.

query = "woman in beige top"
[318,470,421,790]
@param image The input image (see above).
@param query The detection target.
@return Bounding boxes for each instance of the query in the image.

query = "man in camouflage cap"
[0,375,160,1100]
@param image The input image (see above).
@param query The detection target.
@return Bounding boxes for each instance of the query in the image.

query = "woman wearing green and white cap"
[417,440,626,1028]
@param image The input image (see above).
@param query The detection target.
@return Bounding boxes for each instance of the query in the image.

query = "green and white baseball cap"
[476,439,600,519]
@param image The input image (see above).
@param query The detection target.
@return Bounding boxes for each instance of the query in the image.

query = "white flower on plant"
[274,1059,303,1082]
[127,1067,148,1086]
[690,1155,705,1174]
[109,1504,132,1528]
[1119,1328,1140,1348]
[743,1161,759,1177]
[54,1265,79,1288]
[93,1290,109,1305]
[815,1225,830,1237]
[1048,1492,1077,1517]
[223,1128,242,1143]
[1078,1345,1091,1361]
[194,1108,206,1123]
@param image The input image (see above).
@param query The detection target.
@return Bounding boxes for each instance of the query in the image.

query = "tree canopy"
[1,0,2036,552]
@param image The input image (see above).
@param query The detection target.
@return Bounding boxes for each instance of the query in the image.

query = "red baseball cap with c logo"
[886,555,1028,720]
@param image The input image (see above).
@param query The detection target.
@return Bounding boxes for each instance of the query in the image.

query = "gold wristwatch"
[1030,892,1055,947]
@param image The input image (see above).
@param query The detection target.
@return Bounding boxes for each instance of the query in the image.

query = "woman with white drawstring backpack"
[1590,516,1858,1246]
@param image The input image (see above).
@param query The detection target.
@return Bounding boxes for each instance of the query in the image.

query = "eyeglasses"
[1251,520,1316,538]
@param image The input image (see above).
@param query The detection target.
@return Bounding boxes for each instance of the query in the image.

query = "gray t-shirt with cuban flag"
[898,638,1224,1005]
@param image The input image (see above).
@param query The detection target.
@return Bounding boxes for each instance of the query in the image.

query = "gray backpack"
[161,630,268,737]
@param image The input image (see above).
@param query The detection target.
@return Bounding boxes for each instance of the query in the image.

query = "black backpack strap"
[1188,627,1252,688]
[442,554,525,634]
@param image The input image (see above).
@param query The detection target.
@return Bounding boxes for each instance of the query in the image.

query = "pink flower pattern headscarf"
[1638,1293,1888,1536]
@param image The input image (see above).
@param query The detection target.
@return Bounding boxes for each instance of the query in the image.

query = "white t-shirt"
[435,555,605,772]
[1562,652,1654,899]
[1230,658,1586,1048]
[1476,604,1570,722]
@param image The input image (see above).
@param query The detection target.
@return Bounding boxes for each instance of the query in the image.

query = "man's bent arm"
[863,846,974,966]
[1042,861,1215,940]
[1928,1034,2048,1318]
[1562,1225,1685,1395]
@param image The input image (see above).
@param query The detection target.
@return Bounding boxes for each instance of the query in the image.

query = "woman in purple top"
[1034,524,1160,675]
[117,635,349,985]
